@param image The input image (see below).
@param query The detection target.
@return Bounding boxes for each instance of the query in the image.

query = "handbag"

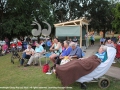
[42,64,50,73]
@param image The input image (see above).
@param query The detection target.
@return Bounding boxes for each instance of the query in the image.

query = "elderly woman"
[56,45,107,87]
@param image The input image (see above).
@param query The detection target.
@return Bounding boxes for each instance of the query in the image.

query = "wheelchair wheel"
[98,77,110,89]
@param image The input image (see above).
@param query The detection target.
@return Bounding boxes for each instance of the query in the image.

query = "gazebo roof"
[54,17,90,27]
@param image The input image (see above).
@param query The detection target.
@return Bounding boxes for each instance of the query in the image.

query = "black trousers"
[91,40,94,45]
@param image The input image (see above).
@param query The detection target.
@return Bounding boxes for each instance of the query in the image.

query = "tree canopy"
[0,0,119,39]
[112,3,120,33]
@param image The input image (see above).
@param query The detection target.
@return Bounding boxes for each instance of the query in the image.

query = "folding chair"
[38,52,51,66]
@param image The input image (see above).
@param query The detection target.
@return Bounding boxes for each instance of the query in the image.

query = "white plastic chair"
[38,52,51,66]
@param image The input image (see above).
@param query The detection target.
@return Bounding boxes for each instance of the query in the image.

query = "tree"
[1,0,54,39]
[50,0,115,37]
[112,3,120,33]
[0,0,7,39]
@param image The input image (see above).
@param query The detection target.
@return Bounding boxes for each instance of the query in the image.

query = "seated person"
[17,40,22,51]
[100,37,106,45]
[2,43,8,55]
[49,38,62,64]
[68,42,83,60]
[117,39,120,45]
[10,42,17,51]
[53,41,72,66]
[115,39,120,59]
[111,34,117,43]
[0,45,2,55]
[105,39,115,48]
[56,45,107,87]
[24,42,44,67]
[20,44,34,66]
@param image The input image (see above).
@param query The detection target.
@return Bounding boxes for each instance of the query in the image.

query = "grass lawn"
[0,53,120,90]
[112,59,120,68]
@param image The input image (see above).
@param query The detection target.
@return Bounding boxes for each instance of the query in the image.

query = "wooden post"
[80,22,82,48]
[86,25,88,33]
[86,25,89,48]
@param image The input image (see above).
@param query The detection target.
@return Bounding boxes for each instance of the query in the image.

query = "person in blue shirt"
[59,41,72,59]
[46,39,52,51]
[95,45,108,62]
[68,42,82,60]
[100,37,106,45]
[24,42,44,67]
[50,41,72,68]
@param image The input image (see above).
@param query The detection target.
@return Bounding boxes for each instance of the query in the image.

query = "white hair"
[101,45,107,51]
[69,42,77,47]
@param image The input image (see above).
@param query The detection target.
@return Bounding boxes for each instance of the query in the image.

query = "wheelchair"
[11,47,21,64]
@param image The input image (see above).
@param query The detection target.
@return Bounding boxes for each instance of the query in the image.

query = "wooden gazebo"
[54,17,90,47]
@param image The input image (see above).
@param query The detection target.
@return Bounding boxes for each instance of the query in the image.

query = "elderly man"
[24,42,44,67]
[56,45,108,87]
[68,42,83,60]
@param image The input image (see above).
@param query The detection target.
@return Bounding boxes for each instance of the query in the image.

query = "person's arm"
[51,42,61,51]
[38,46,45,55]
[23,49,26,52]
[49,44,54,51]
[75,48,82,58]
[100,39,101,45]
[59,55,64,59]
[31,49,35,55]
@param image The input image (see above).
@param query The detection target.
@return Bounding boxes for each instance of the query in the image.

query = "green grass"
[112,59,120,68]
[0,53,120,90]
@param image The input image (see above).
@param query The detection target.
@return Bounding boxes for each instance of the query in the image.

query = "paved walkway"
[84,42,120,80]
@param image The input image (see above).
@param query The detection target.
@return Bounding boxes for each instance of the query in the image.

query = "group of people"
[21,37,82,67]
[54,36,118,88]
[2,35,117,88]
[99,35,120,60]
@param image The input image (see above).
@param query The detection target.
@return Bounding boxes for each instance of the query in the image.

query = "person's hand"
[50,48,53,51]
[59,56,63,59]
[32,53,35,56]
[68,56,72,60]
[79,58,85,60]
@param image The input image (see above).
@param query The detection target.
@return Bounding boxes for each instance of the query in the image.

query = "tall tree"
[1,0,54,39]
[112,3,120,33]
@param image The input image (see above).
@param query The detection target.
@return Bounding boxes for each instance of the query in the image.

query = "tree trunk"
[103,25,106,38]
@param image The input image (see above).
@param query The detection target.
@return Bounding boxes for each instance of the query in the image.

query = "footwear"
[46,71,52,75]
[81,83,87,89]
[34,64,38,66]
[112,61,116,64]
[24,64,30,67]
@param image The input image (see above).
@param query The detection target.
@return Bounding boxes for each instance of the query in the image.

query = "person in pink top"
[2,43,8,55]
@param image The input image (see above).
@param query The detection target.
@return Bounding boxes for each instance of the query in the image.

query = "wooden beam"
[54,18,90,27]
